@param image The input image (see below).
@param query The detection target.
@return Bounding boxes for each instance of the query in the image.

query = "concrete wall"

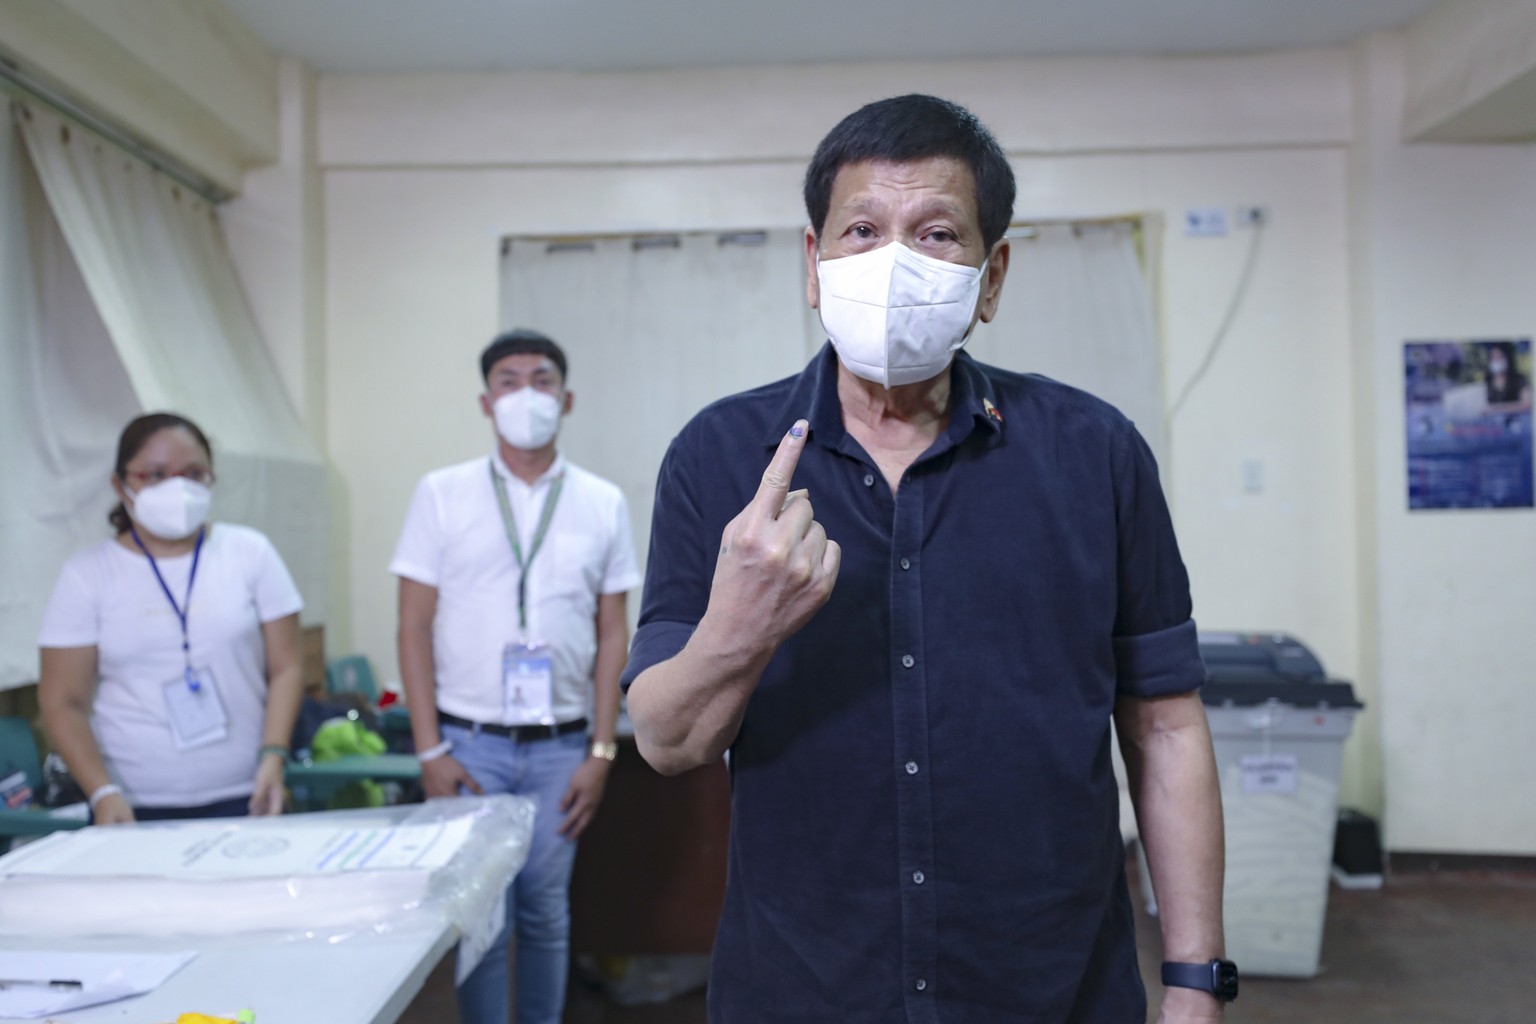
[1354,31,1536,854]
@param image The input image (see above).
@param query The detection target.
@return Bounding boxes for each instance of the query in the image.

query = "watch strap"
[1161,959,1238,1002]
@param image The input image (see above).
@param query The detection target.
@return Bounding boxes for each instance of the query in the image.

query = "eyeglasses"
[124,467,216,486]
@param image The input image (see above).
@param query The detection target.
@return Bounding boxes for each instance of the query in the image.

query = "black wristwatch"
[1161,959,1239,1002]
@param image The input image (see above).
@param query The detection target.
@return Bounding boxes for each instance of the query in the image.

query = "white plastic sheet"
[0,796,535,980]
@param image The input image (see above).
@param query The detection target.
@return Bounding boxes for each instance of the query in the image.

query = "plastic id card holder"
[162,666,230,749]
[502,641,555,725]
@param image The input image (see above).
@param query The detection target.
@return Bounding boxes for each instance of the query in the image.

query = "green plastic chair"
[325,655,379,703]
[0,716,89,854]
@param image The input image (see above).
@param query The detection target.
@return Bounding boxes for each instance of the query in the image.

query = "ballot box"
[1141,632,1362,978]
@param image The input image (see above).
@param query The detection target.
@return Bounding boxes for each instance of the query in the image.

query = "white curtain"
[500,223,1164,595]
[971,221,1166,467]
[17,105,315,460]
[0,112,141,687]
[500,229,817,584]
[0,104,328,687]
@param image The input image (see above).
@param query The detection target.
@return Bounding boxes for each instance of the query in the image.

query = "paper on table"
[0,798,535,946]
[0,949,196,1018]
[1,817,474,879]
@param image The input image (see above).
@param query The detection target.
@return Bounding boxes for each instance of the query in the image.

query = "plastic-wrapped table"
[0,795,533,1023]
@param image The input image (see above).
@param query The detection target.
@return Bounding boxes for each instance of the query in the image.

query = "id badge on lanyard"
[163,665,230,749]
[132,526,230,750]
[502,640,555,725]
[490,460,565,726]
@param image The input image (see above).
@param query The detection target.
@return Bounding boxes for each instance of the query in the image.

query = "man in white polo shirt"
[391,329,641,1024]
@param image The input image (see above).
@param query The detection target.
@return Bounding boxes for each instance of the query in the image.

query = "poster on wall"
[1404,340,1533,510]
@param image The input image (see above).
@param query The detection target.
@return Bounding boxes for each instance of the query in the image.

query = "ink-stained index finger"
[751,419,809,519]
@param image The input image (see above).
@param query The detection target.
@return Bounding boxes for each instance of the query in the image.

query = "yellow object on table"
[175,1011,254,1024]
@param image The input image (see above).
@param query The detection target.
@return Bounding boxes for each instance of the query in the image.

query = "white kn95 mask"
[816,242,986,388]
[493,387,563,450]
[128,477,212,540]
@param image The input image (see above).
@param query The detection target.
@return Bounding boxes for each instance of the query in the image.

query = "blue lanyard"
[129,525,207,692]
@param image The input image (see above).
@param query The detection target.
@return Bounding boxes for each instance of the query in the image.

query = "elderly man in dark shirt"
[623,94,1232,1023]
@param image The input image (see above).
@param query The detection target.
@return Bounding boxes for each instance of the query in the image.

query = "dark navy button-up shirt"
[623,345,1205,1023]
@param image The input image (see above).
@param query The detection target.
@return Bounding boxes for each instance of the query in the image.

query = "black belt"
[438,711,588,741]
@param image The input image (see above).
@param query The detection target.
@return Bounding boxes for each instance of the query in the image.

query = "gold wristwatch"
[589,740,618,762]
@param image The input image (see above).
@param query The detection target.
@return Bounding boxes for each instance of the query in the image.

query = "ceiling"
[220,0,1443,75]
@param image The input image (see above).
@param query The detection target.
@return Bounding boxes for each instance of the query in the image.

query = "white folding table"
[0,925,456,1024]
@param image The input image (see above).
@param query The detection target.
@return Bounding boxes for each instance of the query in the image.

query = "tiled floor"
[400,861,1536,1023]
[1176,868,1536,1024]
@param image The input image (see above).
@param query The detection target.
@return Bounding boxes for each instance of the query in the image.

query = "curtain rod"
[0,49,231,205]
[509,216,1144,251]
[1008,214,1144,236]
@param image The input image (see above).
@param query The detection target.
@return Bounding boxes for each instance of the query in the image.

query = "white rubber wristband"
[416,739,453,763]
[88,783,123,808]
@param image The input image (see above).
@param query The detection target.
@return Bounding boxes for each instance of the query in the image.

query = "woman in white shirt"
[38,413,305,823]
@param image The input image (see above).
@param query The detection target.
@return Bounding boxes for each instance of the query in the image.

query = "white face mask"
[127,477,212,541]
[493,387,563,450]
[816,242,987,388]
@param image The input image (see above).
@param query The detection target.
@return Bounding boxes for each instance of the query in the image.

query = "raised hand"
[703,420,841,657]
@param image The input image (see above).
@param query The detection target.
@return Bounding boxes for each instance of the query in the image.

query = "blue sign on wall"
[1405,340,1533,510]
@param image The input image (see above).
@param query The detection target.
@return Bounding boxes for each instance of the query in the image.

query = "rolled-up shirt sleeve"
[621,430,712,691]
[1111,424,1206,698]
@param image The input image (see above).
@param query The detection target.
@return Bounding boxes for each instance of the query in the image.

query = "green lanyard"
[489,458,566,632]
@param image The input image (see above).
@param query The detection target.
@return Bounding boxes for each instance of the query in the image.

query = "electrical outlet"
[1242,458,1264,494]
[1235,205,1268,227]
[1184,207,1229,238]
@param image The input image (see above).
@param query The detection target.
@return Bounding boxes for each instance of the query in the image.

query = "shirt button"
[915,978,928,991]
[901,654,915,669]
[863,473,875,487]
[899,557,911,570]
[905,761,919,775]
[912,870,925,884]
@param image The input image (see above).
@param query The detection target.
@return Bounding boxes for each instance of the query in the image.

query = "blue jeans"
[444,723,587,1024]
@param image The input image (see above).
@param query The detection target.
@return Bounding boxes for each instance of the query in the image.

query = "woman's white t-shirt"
[37,524,303,808]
